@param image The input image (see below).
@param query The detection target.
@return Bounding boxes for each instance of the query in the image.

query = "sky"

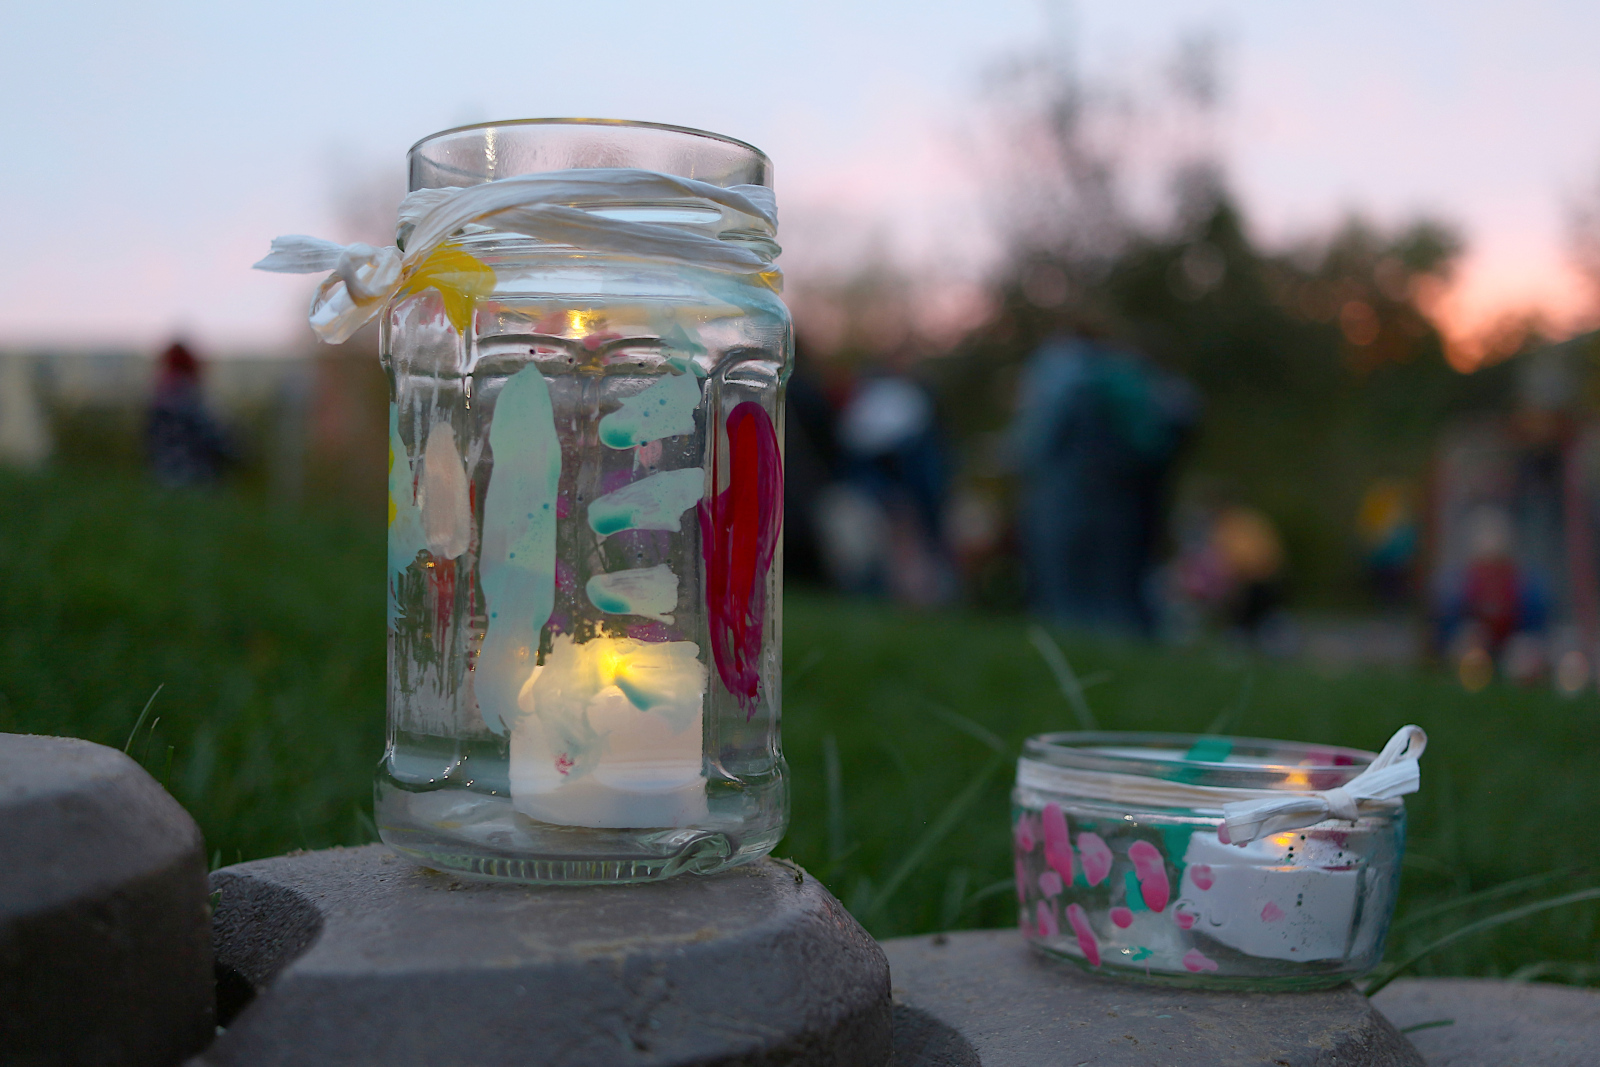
[2,0,1597,355]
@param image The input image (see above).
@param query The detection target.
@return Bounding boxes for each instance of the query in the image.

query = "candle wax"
[1178,830,1359,962]
[509,635,708,829]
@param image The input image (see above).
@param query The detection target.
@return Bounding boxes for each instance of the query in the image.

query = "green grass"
[1,465,1596,983]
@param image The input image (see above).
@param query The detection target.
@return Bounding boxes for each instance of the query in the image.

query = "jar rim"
[408,118,772,191]
[1020,731,1377,792]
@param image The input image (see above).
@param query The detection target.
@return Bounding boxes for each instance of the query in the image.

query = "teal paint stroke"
[586,564,679,623]
[387,407,427,624]
[588,468,704,537]
[477,366,562,735]
[659,321,708,363]
[1124,869,1150,912]
[1160,826,1194,878]
[598,359,701,449]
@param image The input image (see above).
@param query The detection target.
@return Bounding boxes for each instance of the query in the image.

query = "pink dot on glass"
[1128,840,1171,913]
[1174,908,1196,930]
[1261,901,1286,923]
[1076,832,1113,886]
[1110,906,1133,928]
[1182,948,1219,973]
[1190,864,1214,891]
[1038,871,1063,898]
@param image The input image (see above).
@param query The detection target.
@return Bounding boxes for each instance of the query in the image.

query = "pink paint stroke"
[1014,814,1038,853]
[1182,949,1219,973]
[1066,903,1101,966]
[1110,906,1134,929]
[1077,832,1112,886]
[1129,840,1170,912]
[1190,864,1214,891]
[1036,901,1060,939]
[1042,804,1075,886]
[1174,907,1196,930]
[1038,871,1063,898]
[699,402,782,716]
[1261,901,1286,923]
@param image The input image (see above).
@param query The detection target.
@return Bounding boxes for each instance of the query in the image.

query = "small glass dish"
[1013,731,1405,990]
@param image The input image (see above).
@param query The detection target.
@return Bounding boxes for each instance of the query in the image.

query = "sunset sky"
[2,0,1597,356]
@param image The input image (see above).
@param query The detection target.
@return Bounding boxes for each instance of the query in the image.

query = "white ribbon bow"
[253,168,780,344]
[1220,725,1427,845]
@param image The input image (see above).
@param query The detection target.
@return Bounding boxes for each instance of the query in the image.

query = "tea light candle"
[509,635,708,829]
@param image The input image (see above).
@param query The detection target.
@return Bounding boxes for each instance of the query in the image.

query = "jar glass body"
[375,121,790,883]
[1013,732,1405,990]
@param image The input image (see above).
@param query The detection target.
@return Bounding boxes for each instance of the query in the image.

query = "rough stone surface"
[198,844,891,1067]
[1371,978,1600,1066]
[883,930,1424,1067]
[0,732,214,1067]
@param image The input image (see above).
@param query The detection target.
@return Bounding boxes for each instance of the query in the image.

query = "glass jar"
[1013,732,1405,989]
[376,120,790,883]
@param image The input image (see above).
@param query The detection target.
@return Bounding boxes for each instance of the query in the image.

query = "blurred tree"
[934,36,1516,608]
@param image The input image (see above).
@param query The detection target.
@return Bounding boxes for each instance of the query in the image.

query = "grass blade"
[1390,868,1576,934]
[123,683,164,754]
[1027,625,1098,730]
[925,701,1008,754]
[1204,671,1254,736]
[940,867,971,929]
[1399,1019,1454,1034]
[963,878,1018,911]
[1364,886,1600,996]
[864,756,1004,925]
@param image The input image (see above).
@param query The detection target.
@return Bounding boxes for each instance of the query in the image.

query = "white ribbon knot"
[254,168,780,344]
[1220,725,1427,845]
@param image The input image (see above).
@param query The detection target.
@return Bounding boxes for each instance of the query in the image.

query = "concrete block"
[883,930,1423,1066]
[1372,977,1600,1066]
[0,732,213,1067]
[199,845,891,1067]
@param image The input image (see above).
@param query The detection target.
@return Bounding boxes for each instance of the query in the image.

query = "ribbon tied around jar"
[1219,724,1427,845]
[253,168,781,343]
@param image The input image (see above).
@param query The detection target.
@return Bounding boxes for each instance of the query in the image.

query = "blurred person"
[782,339,842,585]
[1209,505,1286,635]
[1436,506,1549,679]
[1011,326,1196,636]
[1357,479,1418,605]
[0,352,51,470]
[832,369,954,604]
[145,340,231,487]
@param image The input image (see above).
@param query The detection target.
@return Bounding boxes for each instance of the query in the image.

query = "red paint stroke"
[555,752,574,776]
[700,402,782,715]
[430,558,457,640]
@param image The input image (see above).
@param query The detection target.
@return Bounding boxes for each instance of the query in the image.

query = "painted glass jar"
[376,120,789,883]
[1013,732,1406,989]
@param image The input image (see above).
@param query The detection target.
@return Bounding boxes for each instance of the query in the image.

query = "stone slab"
[1371,978,1600,1067]
[198,844,891,1067]
[0,732,213,1067]
[882,930,1423,1067]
